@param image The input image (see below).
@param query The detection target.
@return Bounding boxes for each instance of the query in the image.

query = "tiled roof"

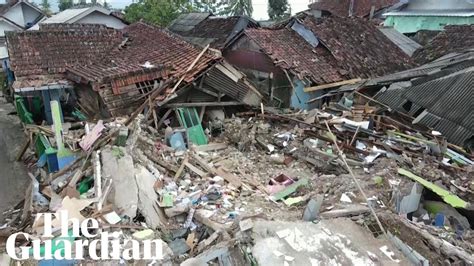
[412,25,474,65]
[301,16,414,78]
[168,12,212,32]
[244,27,345,84]
[170,15,258,49]
[68,22,218,86]
[308,0,398,17]
[6,23,123,78]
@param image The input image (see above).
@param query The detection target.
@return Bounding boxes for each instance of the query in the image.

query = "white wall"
[0,20,19,36]
[406,0,474,10]
[75,11,126,29]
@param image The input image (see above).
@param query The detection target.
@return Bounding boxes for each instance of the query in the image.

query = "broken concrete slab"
[101,146,138,219]
[251,219,406,265]
[135,165,168,228]
[320,205,370,219]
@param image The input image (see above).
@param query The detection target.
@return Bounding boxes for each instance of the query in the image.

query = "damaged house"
[223,14,414,109]
[6,22,263,147]
[168,12,259,49]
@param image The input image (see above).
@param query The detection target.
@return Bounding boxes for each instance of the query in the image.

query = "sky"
[25,0,312,20]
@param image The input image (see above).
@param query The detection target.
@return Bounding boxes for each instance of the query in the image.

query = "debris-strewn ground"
[0,100,473,265]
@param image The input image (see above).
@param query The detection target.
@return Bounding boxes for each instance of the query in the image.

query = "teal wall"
[290,79,320,110]
[384,16,474,33]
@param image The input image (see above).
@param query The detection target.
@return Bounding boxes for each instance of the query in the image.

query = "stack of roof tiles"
[412,25,474,64]
[308,0,398,17]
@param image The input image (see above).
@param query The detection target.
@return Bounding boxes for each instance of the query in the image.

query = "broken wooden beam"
[304,78,362,92]
[163,101,243,108]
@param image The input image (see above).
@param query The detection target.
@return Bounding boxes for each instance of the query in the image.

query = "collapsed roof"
[370,50,474,147]
[231,15,414,85]
[412,25,474,64]
[7,22,263,116]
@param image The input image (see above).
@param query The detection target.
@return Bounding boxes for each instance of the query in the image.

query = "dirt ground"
[0,95,29,222]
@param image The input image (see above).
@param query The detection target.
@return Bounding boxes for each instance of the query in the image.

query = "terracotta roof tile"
[301,16,415,78]
[412,25,474,64]
[68,22,218,85]
[244,27,345,84]
[6,23,123,78]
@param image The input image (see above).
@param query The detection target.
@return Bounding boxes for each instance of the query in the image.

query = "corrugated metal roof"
[379,27,422,56]
[373,54,474,146]
[367,50,474,85]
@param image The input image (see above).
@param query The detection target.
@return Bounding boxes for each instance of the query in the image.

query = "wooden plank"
[194,143,228,152]
[163,101,243,108]
[185,162,207,177]
[174,155,188,181]
[215,64,239,83]
[304,78,362,92]
[191,153,242,188]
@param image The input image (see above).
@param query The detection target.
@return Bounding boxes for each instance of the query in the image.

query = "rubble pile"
[1,100,473,264]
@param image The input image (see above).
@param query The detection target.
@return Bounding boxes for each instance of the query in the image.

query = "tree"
[268,0,289,20]
[40,0,51,15]
[124,0,195,27]
[103,1,110,9]
[221,0,253,16]
[193,0,225,14]
[58,0,73,11]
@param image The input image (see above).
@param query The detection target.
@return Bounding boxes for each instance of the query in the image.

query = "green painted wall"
[384,16,474,33]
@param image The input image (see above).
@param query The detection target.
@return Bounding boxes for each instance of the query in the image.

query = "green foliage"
[124,0,195,27]
[268,0,289,20]
[220,0,253,16]
[58,0,73,11]
[41,0,51,15]
[192,0,225,13]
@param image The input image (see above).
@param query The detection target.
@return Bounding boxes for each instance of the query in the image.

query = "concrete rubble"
[0,97,472,265]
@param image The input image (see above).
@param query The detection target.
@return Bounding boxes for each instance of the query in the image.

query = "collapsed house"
[7,23,263,122]
[1,9,473,266]
[224,14,414,109]
[168,12,259,49]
